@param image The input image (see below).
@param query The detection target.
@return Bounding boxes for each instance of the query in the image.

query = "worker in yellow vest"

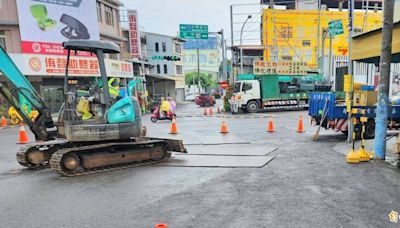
[108,78,120,99]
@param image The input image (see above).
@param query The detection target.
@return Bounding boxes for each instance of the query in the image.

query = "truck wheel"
[354,124,362,140]
[10,118,19,125]
[246,101,259,113]
[341,128,362,140]
[363,120,375,139]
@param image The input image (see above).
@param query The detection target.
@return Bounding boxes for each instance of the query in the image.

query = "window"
[0,31,6,50]
[176,65,182,75]
[174,43,182,54]
[163,64,168,74]
[156,65,161,74]
[234,82,241,93]
[282,55,293,61]
[133,65,140,76]
[242,82,252,92]
[109,53,118,60]
[302,40,310,46]
[96,2,102,22]
[162,42,166,52]
[278,26,293,39]
[104,5,114,26]
[155,42,159,52]
[353,28,363,34]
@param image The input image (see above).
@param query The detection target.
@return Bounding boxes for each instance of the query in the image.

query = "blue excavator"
[0,40,186,176]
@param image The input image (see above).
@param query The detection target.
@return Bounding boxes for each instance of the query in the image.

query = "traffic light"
[163,56,181,61]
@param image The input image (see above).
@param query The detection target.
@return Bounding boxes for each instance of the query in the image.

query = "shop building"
[144,32,185,102]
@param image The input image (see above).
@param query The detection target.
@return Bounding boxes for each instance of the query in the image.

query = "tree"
[185,72,213,88]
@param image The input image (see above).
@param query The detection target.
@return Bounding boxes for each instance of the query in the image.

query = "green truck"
[232,74,330,113]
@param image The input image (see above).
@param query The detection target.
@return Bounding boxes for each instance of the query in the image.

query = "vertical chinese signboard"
[128,10,141,59]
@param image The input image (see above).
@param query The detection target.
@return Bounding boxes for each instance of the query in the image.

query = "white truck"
[232,76,311,113]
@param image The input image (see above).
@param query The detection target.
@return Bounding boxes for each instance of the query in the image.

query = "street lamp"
[209,30,227,82]
[240,15,252,75]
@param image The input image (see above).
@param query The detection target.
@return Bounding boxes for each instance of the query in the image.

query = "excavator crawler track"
[49,140,172,176]
[16,140,70,169]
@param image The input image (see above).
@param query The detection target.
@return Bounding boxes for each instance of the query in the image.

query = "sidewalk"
[333,133,400,166]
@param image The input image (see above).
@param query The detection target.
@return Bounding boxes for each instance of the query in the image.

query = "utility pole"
[374,0,395,160]
[192,65,196,95]
[220,29,227,81]
[347,0,355,143]
[230,5,234,82]
[210,30,227,81]
[321,28,328,80]
[328,34,333,83]
[316,0,321,68]
[141,61,147,113]
[240,15,252,75]
[230,5,234,53]
[197,48,201,94]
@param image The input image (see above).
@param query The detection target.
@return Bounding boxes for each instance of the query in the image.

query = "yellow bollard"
[357,112,372,162]
[346,113,360,163]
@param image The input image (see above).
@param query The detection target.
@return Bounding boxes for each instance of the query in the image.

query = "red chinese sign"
[21,41,92,57]
[128,10,141,59]
[120,63,132,72]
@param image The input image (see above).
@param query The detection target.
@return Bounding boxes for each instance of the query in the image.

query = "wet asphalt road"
[0,102,400,228]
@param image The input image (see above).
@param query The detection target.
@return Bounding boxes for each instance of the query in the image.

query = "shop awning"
[351,21,400,63]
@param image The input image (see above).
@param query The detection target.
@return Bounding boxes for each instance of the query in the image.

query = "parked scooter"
[150,105,176,122]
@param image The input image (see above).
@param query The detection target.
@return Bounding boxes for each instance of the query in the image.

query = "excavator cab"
[59,40,144,141]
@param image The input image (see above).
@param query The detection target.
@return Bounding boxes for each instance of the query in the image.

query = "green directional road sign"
[328,20,344,36]
[179,24,208,39]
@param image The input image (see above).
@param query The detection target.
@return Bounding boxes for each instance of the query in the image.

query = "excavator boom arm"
[0,46,56,140]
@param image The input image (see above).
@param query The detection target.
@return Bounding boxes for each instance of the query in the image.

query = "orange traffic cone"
[1,116,7,127]
[267,117,275,132]
[155,224,168,228]
[220,117,229,134]
[297,115,305,133]
[209,107,213,115]
[18,123,29,144]
[203,108,208,116]
[169,118,178,134]
[217,106,221,113]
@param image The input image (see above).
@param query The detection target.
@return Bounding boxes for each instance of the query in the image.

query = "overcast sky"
[120,0,260,45]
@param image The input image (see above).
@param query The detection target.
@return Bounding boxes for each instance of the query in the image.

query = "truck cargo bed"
[309,92,400,120]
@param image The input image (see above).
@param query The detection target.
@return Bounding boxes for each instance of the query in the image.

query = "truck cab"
[233,80,261,113]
